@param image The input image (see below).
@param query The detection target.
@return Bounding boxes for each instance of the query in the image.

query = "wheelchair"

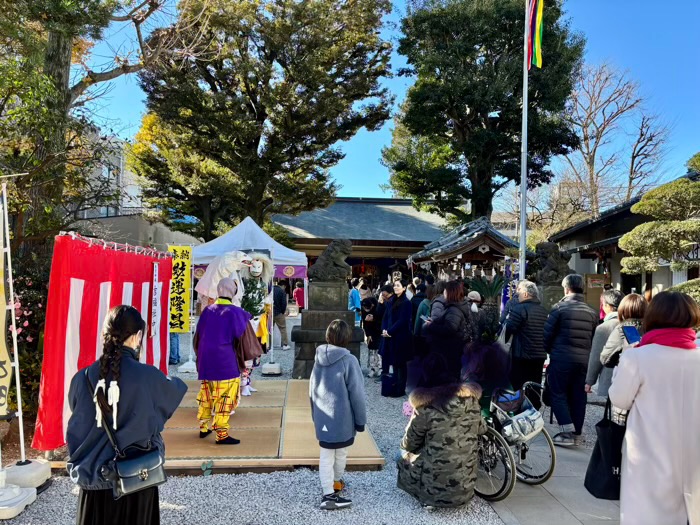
[474,381,556,501]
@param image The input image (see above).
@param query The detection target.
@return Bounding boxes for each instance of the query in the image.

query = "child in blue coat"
[310,320,367,510]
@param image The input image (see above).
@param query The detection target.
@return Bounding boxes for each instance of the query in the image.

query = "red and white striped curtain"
[32,235,173,451]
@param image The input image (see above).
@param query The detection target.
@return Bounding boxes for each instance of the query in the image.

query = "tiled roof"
[408,217,519,263]
[550,171,700,242]
[272,198,447,242]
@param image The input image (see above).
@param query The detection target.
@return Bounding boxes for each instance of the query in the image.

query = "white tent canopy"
[192,216,307,267]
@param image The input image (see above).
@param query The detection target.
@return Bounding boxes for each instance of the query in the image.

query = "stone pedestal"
[291,281,363,379]
[540,285,564,311]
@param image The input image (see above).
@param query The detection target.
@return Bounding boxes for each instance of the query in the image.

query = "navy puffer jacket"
[543,293,598,364]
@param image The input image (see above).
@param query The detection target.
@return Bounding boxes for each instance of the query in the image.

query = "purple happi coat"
[195,301,251,381]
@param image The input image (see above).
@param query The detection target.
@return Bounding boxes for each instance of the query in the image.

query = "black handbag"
[584,398,626,500]
[85,370,167,499]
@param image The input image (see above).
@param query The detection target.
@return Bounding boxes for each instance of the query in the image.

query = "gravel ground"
[9,318,606,523]
[7,317,503,525]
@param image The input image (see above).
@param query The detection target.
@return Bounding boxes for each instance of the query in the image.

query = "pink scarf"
[639,328,698,350]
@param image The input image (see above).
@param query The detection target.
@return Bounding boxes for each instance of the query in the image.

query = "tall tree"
[138,0,392,225]
[620,177,700,274]
[0,1,122,250]
[383,0,584,222]
[5,0,208,252]
[129,113,245,241]
[687,152,700,173]
[381,111,468,222]
[563,64,668,216]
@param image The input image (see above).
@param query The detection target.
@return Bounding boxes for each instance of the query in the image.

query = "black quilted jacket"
[543,293,598,364]
[504,298,549,360]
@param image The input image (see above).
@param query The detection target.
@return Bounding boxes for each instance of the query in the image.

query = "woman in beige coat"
[609,291,700,525]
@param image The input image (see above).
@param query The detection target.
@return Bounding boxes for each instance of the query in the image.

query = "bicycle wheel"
[474,427,516,502]
[512,428,556,485]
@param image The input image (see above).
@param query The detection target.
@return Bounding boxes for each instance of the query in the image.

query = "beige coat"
[609,343,700,525]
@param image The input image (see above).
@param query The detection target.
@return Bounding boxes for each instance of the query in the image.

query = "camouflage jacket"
[397,382,486,507]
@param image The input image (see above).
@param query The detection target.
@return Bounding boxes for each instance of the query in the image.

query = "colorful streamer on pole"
[528,0,544,70]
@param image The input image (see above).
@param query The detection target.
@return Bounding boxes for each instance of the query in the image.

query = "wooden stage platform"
[159,379,384,474]
[51,380,384,474]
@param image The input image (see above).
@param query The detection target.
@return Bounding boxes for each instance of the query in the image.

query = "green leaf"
[133,0,393,236]
[384,0,584,221]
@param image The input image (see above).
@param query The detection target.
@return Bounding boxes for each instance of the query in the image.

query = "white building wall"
[118,155,143,213]
[568,252,595,276]
[672,268,688,287]
[611,253,623,290]
[651,267,673,293]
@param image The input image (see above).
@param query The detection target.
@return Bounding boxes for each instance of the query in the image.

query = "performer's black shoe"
[199,430,212,439]
[216,436,241,445]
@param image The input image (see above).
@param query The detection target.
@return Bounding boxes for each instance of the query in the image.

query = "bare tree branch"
[626,114,668,200]
[68,0,212,107]
[110,0,153,22]
[560,63,665,217]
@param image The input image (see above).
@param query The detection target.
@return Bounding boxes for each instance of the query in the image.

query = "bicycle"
[474,381,556,501]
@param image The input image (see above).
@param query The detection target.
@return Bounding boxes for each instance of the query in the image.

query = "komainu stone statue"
[533,242,574,285]
[308,239,353,281]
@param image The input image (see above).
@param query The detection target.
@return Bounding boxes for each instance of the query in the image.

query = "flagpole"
[2,184,26,462]
[518,0,530,280]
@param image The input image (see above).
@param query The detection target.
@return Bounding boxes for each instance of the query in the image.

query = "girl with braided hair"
[66,305,187,525]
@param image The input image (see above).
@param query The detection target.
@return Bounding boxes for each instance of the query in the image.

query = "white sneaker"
[248,385,258,393]
[241,385,252,396]
[282,344,291,350]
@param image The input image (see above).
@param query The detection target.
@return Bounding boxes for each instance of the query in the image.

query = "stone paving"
[491,444,619,525]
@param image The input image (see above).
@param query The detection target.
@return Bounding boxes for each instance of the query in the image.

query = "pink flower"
[22,321,28,327]
[23,311,29,316]
[27,281,32,286]
[26,336,33,343]
[13,302,20,309]
[38,304,42,308]
[16,328,22,334]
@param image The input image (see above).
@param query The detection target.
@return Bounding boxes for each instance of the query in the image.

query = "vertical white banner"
[150,262,160,338]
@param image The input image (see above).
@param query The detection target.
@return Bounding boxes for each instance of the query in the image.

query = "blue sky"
[90,0,700,198]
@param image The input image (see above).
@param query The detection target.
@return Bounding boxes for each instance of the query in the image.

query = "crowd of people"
[350,272,700,522]
[62,270,700,524]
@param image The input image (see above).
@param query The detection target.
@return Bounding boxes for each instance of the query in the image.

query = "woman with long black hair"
[380,279,413,396]
[66,305,187,525]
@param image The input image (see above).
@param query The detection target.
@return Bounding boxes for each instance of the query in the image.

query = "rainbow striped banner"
[528,0,544,69]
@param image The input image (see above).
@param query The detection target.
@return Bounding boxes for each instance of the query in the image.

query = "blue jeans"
[547,360,587,434]
[169,333,181,364]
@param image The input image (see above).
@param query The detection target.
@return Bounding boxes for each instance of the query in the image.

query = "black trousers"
[77,487,159,525]
[547,360,587,435]
[382,358,407,397]
[509,357,546,391]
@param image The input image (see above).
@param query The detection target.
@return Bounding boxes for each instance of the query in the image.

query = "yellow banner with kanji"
[168,245,192,333]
